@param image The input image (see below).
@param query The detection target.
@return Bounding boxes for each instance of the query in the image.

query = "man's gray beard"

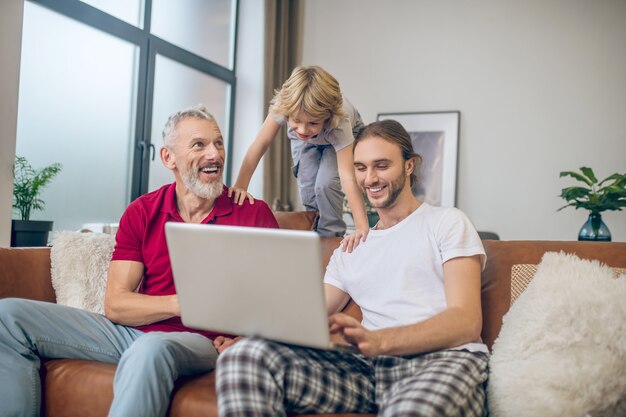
[182,170,223,200]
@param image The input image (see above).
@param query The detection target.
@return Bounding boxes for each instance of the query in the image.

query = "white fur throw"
[50,231,115,315]
[488,251,626,417]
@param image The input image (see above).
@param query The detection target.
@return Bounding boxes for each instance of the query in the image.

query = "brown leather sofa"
[1,211,625,417]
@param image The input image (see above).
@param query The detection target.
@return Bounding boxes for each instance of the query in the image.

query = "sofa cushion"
[510,264,537,304]
[50,231,115,314]
[43,359,373,417]
[488,251,626,417]
[43,359,218,417]
[511,263,626,304]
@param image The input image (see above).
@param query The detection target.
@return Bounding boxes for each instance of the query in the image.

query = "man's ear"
[161,146,176,170]
[405,157,416,177]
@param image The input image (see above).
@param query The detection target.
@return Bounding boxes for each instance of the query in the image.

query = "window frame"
[28,0,239,200]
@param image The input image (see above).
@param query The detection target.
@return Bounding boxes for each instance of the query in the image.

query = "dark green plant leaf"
[559,171,594,186]
[560,186,590,201]
[557,202,577,211]
[558,167,626,214]
[598,173,626,187]
[602,185,626,196]
[580,167,597,184]
[12,156,62,221]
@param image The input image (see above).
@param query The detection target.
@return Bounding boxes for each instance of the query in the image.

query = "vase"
[578,213,611,242]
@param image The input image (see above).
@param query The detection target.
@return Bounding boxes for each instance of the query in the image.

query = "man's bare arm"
[324,283,351,315]
[104,260,180,326]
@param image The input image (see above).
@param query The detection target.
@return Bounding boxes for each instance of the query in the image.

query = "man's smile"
[366,184,387,196]
[200,166,219,174]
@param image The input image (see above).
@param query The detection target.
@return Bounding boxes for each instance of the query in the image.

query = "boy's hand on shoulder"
[340,228,369,253]
[228,186,255,205]
[329,313,383,357]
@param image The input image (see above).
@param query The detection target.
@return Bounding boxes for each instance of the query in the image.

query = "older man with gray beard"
[0,104,278,417]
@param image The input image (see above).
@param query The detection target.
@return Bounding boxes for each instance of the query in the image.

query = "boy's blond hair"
[269,66,347,129]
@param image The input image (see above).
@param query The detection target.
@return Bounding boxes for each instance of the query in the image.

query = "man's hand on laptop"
[214,336,244,353]
[329,313,382,357]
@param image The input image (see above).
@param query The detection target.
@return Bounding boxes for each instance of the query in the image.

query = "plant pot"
[578,213,611,242]
[10,220,53,247]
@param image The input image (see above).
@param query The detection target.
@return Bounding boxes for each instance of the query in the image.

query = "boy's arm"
[329,255,483,357]
[336,144,369,248]
[104,260,180,326]
[229,116,281,205]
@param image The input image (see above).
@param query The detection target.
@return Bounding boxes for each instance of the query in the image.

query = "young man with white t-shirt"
[215,119,489,417]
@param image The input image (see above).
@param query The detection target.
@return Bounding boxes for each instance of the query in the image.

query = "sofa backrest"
[4,212,626,354]
[0,247,55,302]
[273,210,318,231]
[0,211,320,305]
[481,240,626,350]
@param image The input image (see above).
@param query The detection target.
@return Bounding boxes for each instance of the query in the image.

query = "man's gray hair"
[162,103,216,146]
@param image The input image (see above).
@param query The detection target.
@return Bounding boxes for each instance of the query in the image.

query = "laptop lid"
[165,222,332,349]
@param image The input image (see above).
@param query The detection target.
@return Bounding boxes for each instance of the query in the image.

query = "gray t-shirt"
[270,97,364,152]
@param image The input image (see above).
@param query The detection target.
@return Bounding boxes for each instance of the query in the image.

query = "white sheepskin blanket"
[50,231,115,315]
[488,251,626,417]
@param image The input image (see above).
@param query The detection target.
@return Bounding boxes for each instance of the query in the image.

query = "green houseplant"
[11,155,62,247]
[558,167,626,241]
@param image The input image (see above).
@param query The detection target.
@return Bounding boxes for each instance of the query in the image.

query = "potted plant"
[11,155,62,247]
[558,167,626,241]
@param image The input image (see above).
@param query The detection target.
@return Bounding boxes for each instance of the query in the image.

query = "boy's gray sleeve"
[329,118,356,152]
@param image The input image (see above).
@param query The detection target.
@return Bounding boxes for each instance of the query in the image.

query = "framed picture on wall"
[377,111,460,207]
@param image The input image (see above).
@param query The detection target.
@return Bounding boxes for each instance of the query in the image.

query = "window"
[15,0,238,231]
[151,0,235,68]
[148,54,231,192]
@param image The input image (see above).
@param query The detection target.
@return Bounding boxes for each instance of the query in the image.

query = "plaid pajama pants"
[216,337,489,417]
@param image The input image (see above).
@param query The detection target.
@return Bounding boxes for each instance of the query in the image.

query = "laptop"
[165,222,356,352]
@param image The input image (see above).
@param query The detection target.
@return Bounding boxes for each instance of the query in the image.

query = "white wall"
[0,0,24,247]
[301,0,626,241]
[231,0,265,198]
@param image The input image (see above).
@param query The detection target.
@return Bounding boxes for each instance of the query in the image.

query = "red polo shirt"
[111,183,279,339]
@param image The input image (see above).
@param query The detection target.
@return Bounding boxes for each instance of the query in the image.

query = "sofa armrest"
[0,247,56,302]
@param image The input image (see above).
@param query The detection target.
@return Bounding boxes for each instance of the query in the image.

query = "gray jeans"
[0,298,218,417]
[292,141,346,237]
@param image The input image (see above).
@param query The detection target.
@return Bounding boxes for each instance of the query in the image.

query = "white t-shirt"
[324,203,488,353]
[270,97,363,152]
